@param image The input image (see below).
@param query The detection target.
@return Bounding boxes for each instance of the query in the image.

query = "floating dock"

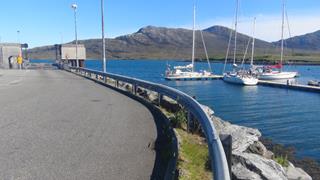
[258,80,320,93]
[167,75,320,93]
[165,75,223,81]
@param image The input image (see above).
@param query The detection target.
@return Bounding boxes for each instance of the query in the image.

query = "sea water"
[84,59,320,161]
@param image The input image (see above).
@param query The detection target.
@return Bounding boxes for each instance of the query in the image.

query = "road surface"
[0,70,157,180]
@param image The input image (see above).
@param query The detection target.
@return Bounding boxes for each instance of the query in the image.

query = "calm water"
[85,60,320,161]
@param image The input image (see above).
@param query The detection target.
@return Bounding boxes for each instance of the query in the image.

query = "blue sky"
[0,0,320,47]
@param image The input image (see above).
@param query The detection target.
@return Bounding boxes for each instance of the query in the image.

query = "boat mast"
[250,17,256,66]
[280,0,285,72]
[233,0,239,65]
[191,2,196,72]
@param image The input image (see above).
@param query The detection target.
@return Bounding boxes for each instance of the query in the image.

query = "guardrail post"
[187,111,192,133]
[132,84,137,95]
[220,134,232,180]
[157,93,163,106]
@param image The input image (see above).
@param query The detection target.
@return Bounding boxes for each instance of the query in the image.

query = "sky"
[0,0,320,48]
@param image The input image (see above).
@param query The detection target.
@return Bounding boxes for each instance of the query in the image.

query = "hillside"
[273,30,320,50]
[28,25,320,62]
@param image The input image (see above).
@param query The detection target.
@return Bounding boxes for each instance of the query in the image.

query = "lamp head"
[71,4,77,10]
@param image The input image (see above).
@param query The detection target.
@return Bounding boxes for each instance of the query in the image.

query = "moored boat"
[308,80,320,87]
[222,0,258,86]
[223,72,258,86]
[254,0,298,80]
[165,2,216,81]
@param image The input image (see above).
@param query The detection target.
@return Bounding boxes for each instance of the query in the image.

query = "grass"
[159,107,212,180]
[176,128,212,180]
[170,109,187,129]
[274,155,289,167]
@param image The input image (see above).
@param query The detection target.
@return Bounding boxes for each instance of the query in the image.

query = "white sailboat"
[165,2,217,81]
[256,0,298,80]
[223,0,258,86]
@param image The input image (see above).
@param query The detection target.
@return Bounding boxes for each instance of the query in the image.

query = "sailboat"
[223,0,258,86]
[255,0,298,80]
[165,2,217,81]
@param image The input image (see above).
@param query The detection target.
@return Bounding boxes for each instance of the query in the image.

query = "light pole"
[71,3,79,68]
[101,0,106,73]
[17,30,20,44]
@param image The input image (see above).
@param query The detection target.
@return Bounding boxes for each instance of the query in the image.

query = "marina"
[86,59,320,162]
[1,0,320,179]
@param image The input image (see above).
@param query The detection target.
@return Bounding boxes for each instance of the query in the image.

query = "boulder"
[286,163,312,180]
[201,105,261,153]
[233,153,287,180]
[211,116,261,153]
[246,141,274,159]
[232,163,262,180]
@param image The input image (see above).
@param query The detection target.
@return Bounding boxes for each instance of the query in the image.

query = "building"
[56,44,86,68]
[0,43,22,69]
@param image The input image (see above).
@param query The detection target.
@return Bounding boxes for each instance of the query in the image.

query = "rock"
[160,96,180,113]
[211,116,261,153]
[199,104,313,180]
[201,105,262,153]
[147,91,158,102]
[201,104,215,117]
[246,141,274,159]
[233,153,287,180]
[232,163,262,180]
[286,163,312,180]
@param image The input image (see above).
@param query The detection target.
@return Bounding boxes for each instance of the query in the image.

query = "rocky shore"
[201,105,313,180]
[122,84,315,179]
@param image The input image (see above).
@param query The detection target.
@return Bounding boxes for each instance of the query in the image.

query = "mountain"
[273,30,320,50]
[28,25,319,61]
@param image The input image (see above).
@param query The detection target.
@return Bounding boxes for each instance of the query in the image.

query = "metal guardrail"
[69,67,231,180]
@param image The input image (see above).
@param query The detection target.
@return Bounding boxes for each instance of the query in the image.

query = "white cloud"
[183,13,320,42]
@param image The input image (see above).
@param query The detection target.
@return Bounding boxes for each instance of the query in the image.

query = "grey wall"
[0,43,21,69]
[61,44,86,60]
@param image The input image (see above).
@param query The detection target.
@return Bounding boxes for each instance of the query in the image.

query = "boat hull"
[258,71,298,80]
[223,74,258,86]
[165,71,221,81]
[165,74,221,81]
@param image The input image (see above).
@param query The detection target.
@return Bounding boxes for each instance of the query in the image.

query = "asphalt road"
[0,70,157,180]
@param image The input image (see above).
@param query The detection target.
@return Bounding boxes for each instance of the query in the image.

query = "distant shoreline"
[32,58,320,66]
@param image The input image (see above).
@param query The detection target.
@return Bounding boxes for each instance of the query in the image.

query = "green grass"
[170,109,187,129]
[159,107,212,180]
[274,155,289,167]
[176,129,212,180]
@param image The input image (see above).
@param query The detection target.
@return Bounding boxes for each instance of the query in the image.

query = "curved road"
[0,70,157,180]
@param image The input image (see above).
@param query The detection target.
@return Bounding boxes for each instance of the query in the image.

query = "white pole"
[191,1,196,72]
[17,30,21,44]
[250,17,256,66]
[280,0,285,72]
[101,0,107,73]
[72,4,79,68]
[233,0,239,65]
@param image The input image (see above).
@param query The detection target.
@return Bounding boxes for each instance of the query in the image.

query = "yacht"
[255,0,298,80]
[165,3,217,81]
[223,0,258,86]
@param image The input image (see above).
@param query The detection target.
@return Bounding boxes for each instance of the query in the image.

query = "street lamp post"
[71,3,79,68]
[101,0,106,73]
[17,30,20,44]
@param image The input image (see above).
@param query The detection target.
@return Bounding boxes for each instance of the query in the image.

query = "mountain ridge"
[28,25,320,61]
